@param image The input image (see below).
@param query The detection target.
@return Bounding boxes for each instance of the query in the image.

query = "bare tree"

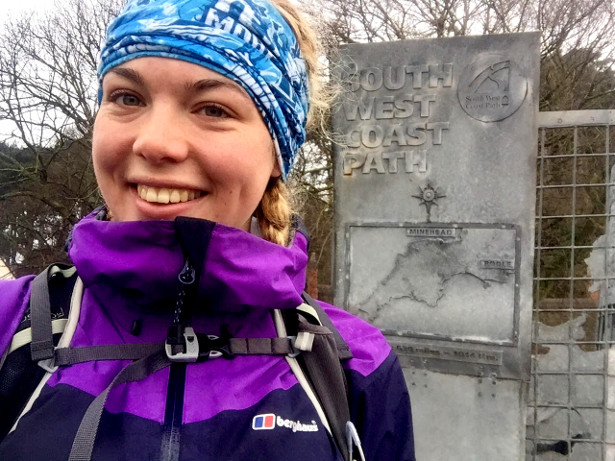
[0,0,123,147]
[0,0,124,276]
[313,0,615,61]
[297,0,615,298]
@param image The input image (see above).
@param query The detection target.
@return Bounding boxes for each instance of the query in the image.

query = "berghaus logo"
[252,414,319,432]
[252,413,276,430]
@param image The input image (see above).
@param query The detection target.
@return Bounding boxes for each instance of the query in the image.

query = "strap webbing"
[228,337,294,355]
[29,263,77,361]
[297,319,352,461]
[68,351,171,461]
[29,268,55,361]
[9,319,68,354]
[55,343,164,366]
[52,336,297,368]
[300,292,353,360]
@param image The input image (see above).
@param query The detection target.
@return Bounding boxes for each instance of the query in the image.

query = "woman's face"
[92,57,280,230]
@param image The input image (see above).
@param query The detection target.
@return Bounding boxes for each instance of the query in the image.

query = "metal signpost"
[333,33,540,460]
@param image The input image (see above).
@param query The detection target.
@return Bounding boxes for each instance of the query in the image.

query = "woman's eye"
[201,104,229,118]
[110,92,141,106]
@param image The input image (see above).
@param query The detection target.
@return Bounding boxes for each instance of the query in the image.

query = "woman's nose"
[133,106,189,163]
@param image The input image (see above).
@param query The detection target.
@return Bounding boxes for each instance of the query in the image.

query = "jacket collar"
[68,210,308,314]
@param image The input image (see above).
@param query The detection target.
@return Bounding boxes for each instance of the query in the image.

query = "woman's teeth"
[137,185,201,204]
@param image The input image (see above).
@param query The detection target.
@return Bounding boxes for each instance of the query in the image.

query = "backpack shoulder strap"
[299,292,353,361]
[292,293,360,461]
[29,264,77,361]
[0,263,77,441]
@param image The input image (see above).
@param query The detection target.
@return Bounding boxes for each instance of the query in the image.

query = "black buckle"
[165,325,199,362]
[165,325,234,362]
[196,334,234,360]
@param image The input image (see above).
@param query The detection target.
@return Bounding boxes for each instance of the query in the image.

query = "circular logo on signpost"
[457,54,528,123]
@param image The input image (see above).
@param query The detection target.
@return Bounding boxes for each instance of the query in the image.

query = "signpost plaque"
[333,33,539,380]
[333,33,539,460]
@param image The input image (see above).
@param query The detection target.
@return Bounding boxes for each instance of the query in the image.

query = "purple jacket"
[0,211,415,460]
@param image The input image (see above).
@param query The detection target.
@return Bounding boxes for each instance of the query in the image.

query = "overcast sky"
[0,0,57,20]
[0,0,87,142]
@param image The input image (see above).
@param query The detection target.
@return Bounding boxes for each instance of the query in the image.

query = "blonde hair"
[269,0,326,132]
[256,0,324,246]
[255,178,292,246]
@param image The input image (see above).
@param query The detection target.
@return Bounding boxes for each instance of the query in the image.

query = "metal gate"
[528,110,615,460]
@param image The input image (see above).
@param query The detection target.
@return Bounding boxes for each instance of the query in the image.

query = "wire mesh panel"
[529,110,615,461]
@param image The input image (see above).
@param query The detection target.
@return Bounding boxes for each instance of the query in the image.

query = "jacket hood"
[68,210,308,314]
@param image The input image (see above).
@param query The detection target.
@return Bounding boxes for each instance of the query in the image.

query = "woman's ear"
[271,159,282,179]
[270,144,282,179]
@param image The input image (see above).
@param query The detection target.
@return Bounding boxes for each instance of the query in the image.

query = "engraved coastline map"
[348,224,518,343]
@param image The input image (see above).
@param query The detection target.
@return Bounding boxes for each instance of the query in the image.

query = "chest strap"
[48,331,312,369]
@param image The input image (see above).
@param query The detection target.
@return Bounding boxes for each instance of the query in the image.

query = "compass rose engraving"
[412,183,446,222]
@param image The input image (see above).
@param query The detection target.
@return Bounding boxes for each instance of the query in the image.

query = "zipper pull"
[178,259,195,285]
[173,259,196,325]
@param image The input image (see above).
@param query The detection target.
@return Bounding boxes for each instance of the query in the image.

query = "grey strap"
[228,337,294,355]
[68,351,171,461]
[297,318,352,461]
[53,336,297,368]
[300,292,353,360]
[29,267,55,361]
[55,343,164,366]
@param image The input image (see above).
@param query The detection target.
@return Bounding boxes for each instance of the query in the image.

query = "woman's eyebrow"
[188,79,252,102]
[106,68,251,103]
[107,67,145,86]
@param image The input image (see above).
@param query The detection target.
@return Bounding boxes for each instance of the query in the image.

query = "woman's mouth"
[137,184,203,204]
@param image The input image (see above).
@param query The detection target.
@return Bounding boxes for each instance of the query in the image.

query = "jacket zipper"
[160,260,196,461]
[160,362,186,461]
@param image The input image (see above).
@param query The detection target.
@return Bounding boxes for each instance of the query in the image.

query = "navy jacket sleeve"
[321,300,415,461]
[346,350,415,461]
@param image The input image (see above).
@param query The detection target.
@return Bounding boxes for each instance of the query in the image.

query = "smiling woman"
[94,58,278,229]
[0,1,415,460]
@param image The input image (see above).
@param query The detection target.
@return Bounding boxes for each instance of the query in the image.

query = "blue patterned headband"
[98,0,309,179]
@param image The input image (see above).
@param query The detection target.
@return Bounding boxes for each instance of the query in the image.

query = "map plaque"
[333,33,539,379]
[347,223,519,344]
